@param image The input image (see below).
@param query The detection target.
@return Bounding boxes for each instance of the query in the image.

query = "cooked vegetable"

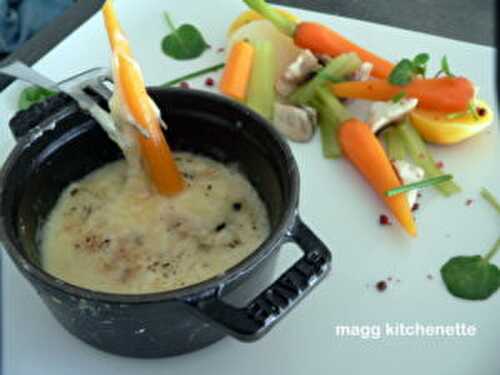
[481,188,500,214]
[385,175,453,197]
[339,118,417,236]
[395,120,460,196]
[161,63,225,87]
[311,86,351,158]
[384,128,406,161]
[103,0,184,196]
[18,86,57,110]
[228,8,299,36]
[410,99,493,145]
[441,237,500,301]
[330,77,475,113]
[219,41,255,101]
[289,52,362,106]
[246,40,277,120]
[242,0,394,78]
[273,103,316,142]
[161,12,210,60]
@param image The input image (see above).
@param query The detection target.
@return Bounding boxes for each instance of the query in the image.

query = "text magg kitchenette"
[335,323,478,340]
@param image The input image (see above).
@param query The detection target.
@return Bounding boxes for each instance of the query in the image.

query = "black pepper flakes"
[233,202,242,211]
[215,223,227,232]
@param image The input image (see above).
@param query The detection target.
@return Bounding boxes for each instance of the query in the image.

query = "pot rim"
[0,87,300,304]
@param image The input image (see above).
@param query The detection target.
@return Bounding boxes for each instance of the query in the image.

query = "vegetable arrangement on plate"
[216,0,495,238]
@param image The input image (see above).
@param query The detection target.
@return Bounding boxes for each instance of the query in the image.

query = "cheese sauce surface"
[41,153,270,294]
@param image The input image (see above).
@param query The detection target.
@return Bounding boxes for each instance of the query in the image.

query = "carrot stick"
[330,77,474,113]
[294,22,394,79]
[243,0,393,78]
[219,41,255,101]
[339,118,417,236]
[102,0,184,196]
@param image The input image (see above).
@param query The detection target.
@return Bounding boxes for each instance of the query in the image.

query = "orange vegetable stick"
[330,77,474,113]
[339,119,417,236]
[219,41,255,101]
[102,0,184,196]
[242,1,393,79]
[294,22,394,79]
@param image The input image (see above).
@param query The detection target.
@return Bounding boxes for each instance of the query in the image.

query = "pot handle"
[192,217,331,342]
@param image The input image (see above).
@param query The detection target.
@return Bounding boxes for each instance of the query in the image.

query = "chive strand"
[481,188,500,215]
[160,63,225,87]
[385,174,453,197]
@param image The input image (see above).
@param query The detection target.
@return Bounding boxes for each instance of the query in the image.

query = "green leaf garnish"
[441,237,500,300]
[412,53,430,76]
[160,63,225,87]
[481,187,500,214]
[468,102,479,120]
[18,86,57,110]
[389,59,414,86]
[161,12,209,60]
[446,111,468,120]
[385,174,453,197]
[391,91,407,103]
[389,53,431,85]
[441,56,455,77]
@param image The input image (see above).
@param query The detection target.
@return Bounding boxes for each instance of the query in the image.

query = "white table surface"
[1,1,499,374]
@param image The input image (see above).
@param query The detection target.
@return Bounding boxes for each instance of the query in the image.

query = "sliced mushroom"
[273,103,317,142]
[275,49,321,97]
[368,98,419,134]
[352,62,374,82]
[392,159,425,207]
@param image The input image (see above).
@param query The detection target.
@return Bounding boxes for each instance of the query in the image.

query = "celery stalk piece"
[289,53,362,106]
[396,120,461,196]
[312,87,352,159]
[246,41,277,121]
[384,127,407,161]
[242,0,297,37]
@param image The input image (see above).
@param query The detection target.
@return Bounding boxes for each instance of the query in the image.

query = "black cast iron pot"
[0,87,332,358]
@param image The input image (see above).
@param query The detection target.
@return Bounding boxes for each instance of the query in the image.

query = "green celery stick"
[246,40,277,120]
[312,87,351,159]
[243,0,297,37]
[289,53,362,106]
[396,120,461,196]
[384,127,407,161]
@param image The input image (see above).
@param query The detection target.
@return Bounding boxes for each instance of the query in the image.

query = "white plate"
[1,1,499,374]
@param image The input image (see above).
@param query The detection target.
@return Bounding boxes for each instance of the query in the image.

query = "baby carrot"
[339,118,417,236]
[294,22,394,79]
[102,0,184,196]
[219,41,255,101]
[243,0,393,78]
[330,77,474,113]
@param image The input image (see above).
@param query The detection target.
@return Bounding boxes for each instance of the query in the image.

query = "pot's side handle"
[193,217,332,342]
[9,93,76,140]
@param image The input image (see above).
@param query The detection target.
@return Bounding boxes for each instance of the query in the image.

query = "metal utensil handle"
[192,217,332,342]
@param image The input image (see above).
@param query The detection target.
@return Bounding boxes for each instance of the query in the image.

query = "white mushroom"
[352,62,374,82]
[392,160,425,207]
[368,98,419,134]
[273,103,317,142]
[275,49,321,96]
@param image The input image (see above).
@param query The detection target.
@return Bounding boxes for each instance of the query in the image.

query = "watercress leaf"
[391,91,407,103]
[161,13,209,60]
[441,256,500,300]
[413,53,430,67]
[18,86,57,110]
[389,59,414,86]
[441,56,455,77]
